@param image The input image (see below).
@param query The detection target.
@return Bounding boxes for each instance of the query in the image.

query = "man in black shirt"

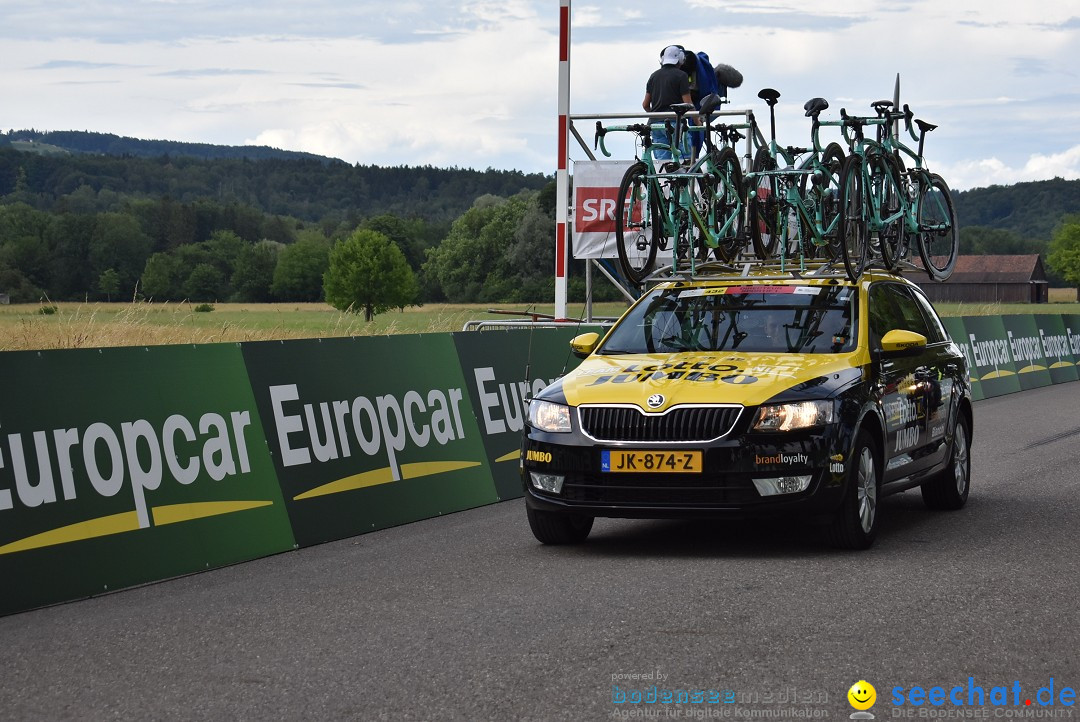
[642,45,694,161]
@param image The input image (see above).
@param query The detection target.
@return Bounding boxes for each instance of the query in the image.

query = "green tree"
[324,229,419,320]
[232,240,282,302]
[183,263,226,301]
[422,193,533,302]
[271,233,330,301]
[359,213,440,272]
[141,252,184,299]
[89,212,152,297]
[98,268,120,301]
[959,226,1044,256]
[1046,215,1080,288]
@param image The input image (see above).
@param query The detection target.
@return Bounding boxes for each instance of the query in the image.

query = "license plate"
[601,450,703,473]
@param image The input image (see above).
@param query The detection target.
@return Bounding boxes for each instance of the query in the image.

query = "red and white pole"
[555,0,571,320]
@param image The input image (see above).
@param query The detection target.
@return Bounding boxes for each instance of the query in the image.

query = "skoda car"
[521,270,973,549]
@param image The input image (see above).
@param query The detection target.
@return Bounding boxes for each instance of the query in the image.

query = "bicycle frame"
[596,96,745,278]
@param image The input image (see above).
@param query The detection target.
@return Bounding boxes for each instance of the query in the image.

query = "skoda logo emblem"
[647,394,665,409]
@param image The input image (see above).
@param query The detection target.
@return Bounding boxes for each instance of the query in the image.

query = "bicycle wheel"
[866,149,904,270]
[837,154,868,280]
[917,172,959,281]
[698,147,745,263]
[615,162,661,284]
[749,148,782,260]
[799,142,845,260]
[819,143,846,259]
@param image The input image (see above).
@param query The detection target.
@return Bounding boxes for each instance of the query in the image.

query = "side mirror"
[570,332,600,359]
[879,329,927,358]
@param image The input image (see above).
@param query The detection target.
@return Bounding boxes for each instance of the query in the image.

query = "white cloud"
[2,0,1079,186]
[942,145,1080,191]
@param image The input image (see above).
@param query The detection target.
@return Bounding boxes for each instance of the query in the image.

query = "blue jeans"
[650,124,691,161]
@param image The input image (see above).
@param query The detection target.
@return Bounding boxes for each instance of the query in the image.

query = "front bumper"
[521,423,851,520]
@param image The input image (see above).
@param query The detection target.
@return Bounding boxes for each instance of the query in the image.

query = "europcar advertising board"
[0,344,295,617]
[958,315,1023,398]
[452,328,594,500]
[1061,314,1080,373]
[1029,314,1079,385]
[240,335,498,548]
[1000,315,1053,390]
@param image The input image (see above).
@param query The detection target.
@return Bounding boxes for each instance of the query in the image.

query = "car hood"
[557,351,864,410]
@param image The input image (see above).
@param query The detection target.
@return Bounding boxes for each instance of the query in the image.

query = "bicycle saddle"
[670,102,695,116]
[871,99,893,114]
[803,97,829,117]
[758,88,781,106]
[915,119,938,133]
[699,93,725,116]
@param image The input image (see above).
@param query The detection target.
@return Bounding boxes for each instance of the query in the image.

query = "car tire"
[827,429,881,550]
[526,505,594,544]
[921,413,971,510]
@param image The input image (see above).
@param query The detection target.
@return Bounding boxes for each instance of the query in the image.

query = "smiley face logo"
[847,680,876,710]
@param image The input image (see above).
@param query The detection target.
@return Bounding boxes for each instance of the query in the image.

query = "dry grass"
[1050,287,1078,303]
[0,300,630,352]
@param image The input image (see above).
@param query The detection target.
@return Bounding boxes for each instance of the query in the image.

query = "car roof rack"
[641,256,920,285]
[643,257,889,282]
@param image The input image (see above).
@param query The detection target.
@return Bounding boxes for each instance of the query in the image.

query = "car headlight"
[752,400,834,432]
[528,399,572,433]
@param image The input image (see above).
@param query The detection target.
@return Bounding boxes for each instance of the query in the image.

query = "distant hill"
[5,129,333,163]
[4,128,1077,240]
[953,177,1080,240]
[0,130,552,224]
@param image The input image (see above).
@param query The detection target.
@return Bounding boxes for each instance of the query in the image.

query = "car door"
[867,282,950,482]
[906,285,962,466]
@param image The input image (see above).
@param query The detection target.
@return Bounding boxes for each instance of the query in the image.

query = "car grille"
[578,405,742,443]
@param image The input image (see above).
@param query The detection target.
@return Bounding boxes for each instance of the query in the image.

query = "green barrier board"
[0,344,295,617]
[1000,315,1053,390]
[958,315,1023,398]
[1031,315,1080,385]
[452,328,593,501]
[1061,315,1080,372]
[240,335,499,548]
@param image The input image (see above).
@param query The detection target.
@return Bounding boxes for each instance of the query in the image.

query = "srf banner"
[572,160,634,259]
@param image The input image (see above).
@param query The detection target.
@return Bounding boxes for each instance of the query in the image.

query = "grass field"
[1,289,1077,352]
[0,301,631,351]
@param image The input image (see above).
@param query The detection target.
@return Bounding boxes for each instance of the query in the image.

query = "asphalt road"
[2,383,1079,721]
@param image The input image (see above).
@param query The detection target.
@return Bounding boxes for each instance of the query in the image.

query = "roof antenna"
[892,73,901,139]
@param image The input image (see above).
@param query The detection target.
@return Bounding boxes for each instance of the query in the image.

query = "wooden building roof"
[936,255,1046,284]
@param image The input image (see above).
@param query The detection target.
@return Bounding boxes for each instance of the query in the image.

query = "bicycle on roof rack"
[837,99,959,281]
[594,93,744,285]
[741,88,849,273]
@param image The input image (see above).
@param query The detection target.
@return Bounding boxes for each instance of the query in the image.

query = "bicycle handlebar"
[593,121,653,157]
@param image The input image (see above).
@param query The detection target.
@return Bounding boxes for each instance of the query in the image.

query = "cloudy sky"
[2,0,1079,191]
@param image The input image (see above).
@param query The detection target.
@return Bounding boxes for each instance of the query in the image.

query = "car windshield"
[598,284,858,355]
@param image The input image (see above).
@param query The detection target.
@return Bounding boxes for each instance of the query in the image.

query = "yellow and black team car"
[521,269,973,550]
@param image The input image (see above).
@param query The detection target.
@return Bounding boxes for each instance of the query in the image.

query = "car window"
[868,283,934,349]
[906,287,948,343]
[598,284,857,355]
